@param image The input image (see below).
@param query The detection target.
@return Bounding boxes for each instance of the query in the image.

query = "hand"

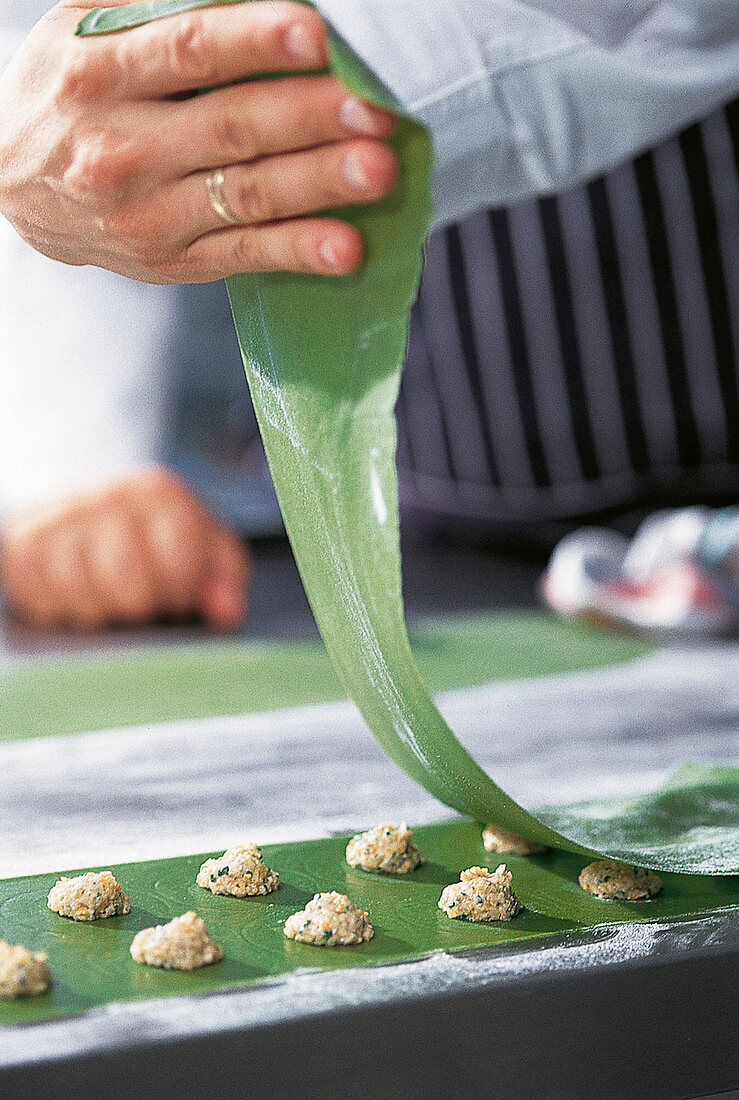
[0,0,397,282]
[0,466,251,631]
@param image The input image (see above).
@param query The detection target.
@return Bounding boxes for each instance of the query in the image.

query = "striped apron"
[396,101,738,543]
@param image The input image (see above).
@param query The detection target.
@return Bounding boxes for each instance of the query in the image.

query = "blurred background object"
[542,505,739,636]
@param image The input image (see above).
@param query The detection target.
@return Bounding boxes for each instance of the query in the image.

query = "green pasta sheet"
[78,2,739,873]
[2,819,738,1026]
[0,613,650,743]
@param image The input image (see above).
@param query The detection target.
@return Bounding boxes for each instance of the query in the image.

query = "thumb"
[200,524,251,630]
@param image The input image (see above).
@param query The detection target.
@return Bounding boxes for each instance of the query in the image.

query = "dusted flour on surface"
[482,824,548,856]
[284,892,374,946]
[0,940,51,999]
[579,860,662,900]
[439,865,522,922]
[197,843,279,896]
[346,822,424,874]
[130,912,223,970]
[47,871,131,921]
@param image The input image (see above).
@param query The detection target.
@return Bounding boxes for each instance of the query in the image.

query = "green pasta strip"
[78,2,739,873]
[2,819,738,1025]
[0,614,650,743]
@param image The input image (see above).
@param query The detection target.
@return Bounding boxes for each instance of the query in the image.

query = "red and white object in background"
[541,507,739,637]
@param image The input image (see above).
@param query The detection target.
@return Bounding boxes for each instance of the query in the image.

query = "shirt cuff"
[315,0,739,226]
[314,0,585,226]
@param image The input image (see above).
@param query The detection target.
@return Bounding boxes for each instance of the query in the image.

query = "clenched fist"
[0,0,397,281]
[0,466,251,631]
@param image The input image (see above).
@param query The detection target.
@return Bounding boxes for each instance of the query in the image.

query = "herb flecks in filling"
[439,865,522,922]
[346,822,423,875]
[197,845,279,897]
[284,892,374,946]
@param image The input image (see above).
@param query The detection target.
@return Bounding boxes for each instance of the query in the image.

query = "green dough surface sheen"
[2,820,738,1025]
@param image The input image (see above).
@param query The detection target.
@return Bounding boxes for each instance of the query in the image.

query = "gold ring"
[205,168,242,226]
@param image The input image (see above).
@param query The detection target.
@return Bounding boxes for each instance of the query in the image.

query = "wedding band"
[205,168,242,226]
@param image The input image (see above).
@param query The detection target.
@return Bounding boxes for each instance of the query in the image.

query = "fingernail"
[284,22,325,67]
[318,238,342,271]
[339,96,387,135]
[343,148,371,191]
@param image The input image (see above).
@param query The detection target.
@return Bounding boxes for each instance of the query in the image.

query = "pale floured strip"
[1,912,736,1069]
[0,642,736,878]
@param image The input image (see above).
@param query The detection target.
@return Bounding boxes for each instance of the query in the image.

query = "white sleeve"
[316,0,739,226]
[0,220,173,515]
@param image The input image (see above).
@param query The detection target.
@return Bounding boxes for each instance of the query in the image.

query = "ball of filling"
[47,871,131,921]
[482,824,548,856]
[196,843,279,896]
[0,940,51,999]
[578,860,662,900]
[439,865,522,922]
[130,911,223,970]
[345,822,423,874]
[284,892,374,946]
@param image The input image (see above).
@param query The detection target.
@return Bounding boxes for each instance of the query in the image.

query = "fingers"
[179,138,398,240]
[8,1,393,281]
[129,474,250,627]
[30,521,107,630]
[171,77,395,176]
[111,2,328,99]
[121,106,397,279]
[0,504,109,630]
[200,526,252,630]
[134,471,208,614]
[0,467,252,632]
[179,215,365,280]
[82,507,157,625]
[0,514,71,630]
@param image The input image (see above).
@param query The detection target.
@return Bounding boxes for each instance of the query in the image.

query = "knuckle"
[63,134,136,204]
[213,111,257,163]
[232,170,273,224]
[167,503,205,547]
[167,14,212,84]
[96,481,123,511]
[230,230,264,271]
[99,512,130,555]
[4,525,43,572]
[53,49,107,104]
